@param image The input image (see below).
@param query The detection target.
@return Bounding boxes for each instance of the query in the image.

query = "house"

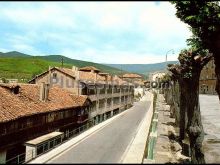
[120,73,145,99]
[121,73,143,84]
[199,57,217,95]
[0,83,91,163]
[29,66,135,128]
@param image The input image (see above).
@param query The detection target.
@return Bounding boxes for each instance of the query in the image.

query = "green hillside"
[36,55,127,76]
[0,51,30,58]
[0,57,72,82]
[0,51,128,82]
[105,61,179,75]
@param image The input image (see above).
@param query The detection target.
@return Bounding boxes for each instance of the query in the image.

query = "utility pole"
[120,64,122,77]
[165,49,174,63]
[61,57,64,68]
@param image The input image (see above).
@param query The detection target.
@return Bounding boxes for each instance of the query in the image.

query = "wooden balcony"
[77,114,89,124]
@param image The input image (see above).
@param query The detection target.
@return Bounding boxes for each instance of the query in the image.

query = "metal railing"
[5,122,93,164]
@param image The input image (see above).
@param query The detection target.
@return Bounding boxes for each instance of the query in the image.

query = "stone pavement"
[200,94,220,163]
[152,93,190,164]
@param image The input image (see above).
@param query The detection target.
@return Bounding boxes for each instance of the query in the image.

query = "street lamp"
[165,49,175,63]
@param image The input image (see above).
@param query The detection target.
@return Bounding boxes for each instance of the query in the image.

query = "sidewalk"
[152,94,190,163]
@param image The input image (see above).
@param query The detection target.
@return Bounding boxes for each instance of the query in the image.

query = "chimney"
[44,83,49,101]
[12,85,20,94]
[48,66,52,85]
[72,66,79,80]
[40,82,45,101]
[111,75,113,83]
[40,82,49,101]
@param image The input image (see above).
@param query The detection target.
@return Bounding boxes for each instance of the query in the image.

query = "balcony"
[77,114,89,124]
[112,104,121,110]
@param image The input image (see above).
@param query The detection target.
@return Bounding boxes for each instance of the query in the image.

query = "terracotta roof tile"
[79,66,100,72]
[0,84,89,123]
[57,67,75,78]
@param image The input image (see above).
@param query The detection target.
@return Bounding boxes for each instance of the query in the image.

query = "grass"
[0,56,127,82]
[0,57,72,82]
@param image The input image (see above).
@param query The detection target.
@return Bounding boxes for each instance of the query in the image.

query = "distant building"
[0,79,18,83]
[199,57,217,95]
[120,73,145,99]
[121,73,143,83]
[150,72,166,82]
[7,79,18,83]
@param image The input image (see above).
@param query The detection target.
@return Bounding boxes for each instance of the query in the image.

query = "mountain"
[105,61,179,75]
[0,51,176,82]
[0,51,30,58]
[0,51,128,82]
[36,55,127,75]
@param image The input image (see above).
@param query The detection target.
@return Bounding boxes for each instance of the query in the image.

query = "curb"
[122,92,154,163]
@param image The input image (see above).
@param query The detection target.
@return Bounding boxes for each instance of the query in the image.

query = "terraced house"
[0,83,91,163]
[29,66,135,126]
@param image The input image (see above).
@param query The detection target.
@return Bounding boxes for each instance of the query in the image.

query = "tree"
[168,49,212,164]
[171,1,220,99]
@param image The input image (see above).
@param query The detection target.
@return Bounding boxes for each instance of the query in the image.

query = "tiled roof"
[28,67,75,83]
[28,66,133,86]
[79,71,97,81]
[57,67,75,78]
[79,66,100,72]
[122,73,142,78]
[0,84,90,123]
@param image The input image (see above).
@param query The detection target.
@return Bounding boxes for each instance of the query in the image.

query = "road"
[48,96,151,163]
[199,94,220,163]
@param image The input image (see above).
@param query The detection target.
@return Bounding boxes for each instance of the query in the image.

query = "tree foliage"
[170,1,220,54]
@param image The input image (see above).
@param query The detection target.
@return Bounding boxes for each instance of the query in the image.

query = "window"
[52,73,57,79]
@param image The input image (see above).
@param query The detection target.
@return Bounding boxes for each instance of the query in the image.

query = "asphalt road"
[48,97,151,163]
[200,94,220,163]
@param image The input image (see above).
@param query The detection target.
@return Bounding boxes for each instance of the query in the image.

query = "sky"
[0,2,192,64]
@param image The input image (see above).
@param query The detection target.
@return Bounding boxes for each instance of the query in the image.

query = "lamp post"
[165,49,175,63]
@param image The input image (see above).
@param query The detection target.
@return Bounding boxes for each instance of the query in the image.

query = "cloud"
[0,2,192,64]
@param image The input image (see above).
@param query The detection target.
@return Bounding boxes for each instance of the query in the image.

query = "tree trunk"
[179,79,187,141]
[214,55,220,100]
[212,26,220,100]
[183,74,205,164]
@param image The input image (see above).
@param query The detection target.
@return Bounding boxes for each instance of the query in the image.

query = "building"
[0,79,18,83]
[199,57,217,95]
[149,72,166,82]
[0,83,91,163]
[120,73,145,99]
[29,66,135,127]
[121,73,143,84]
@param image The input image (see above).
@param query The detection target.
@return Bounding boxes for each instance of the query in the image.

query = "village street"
[45,95,151,163]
